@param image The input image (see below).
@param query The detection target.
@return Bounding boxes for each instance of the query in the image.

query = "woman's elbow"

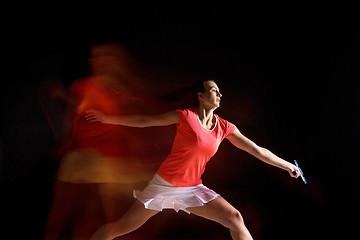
[137,116,159,128]
[127,116,149,128]
[137,117,150,128]
[252,146,268,158]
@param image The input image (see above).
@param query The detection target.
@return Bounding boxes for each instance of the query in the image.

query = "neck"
[196,106,215,128]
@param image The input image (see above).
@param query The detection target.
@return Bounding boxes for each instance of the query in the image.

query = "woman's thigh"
[186,196,243,228]
[117,200,159,226]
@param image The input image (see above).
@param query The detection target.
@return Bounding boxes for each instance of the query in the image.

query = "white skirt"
[133,174,220,214]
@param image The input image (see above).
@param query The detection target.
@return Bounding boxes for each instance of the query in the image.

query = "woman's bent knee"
[225,210,246,231]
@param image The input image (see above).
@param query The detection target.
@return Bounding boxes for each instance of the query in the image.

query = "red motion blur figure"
[43,44,162,240]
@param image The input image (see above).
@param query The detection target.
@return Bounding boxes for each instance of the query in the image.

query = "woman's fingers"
[288,165,300,178]
[87,117,98,122]
[85,110,100,122]
[292,170,300,178]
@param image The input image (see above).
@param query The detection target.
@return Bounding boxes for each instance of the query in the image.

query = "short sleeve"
[175,109,189,126]
[224,120,236,138]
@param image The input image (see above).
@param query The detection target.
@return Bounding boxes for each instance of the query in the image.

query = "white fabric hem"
[133,174,220,214]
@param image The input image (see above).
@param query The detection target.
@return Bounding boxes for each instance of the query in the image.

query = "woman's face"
[198,81,222,109]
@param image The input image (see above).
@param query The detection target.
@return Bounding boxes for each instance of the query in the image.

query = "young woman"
[86,80,300,240]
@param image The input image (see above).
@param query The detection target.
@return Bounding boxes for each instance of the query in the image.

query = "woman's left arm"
[226,127,300,178]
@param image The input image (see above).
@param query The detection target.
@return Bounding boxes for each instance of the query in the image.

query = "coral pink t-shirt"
[157,108,236,187]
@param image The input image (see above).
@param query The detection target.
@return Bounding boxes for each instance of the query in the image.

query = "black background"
[2,4,359,239]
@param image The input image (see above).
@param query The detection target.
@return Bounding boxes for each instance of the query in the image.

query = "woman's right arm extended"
[85,109,179,128]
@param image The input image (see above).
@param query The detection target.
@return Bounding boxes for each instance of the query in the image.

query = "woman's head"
[192,80,222,109]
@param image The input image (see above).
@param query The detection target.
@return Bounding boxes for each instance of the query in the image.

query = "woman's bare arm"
[85,109,179,128]
[226,127,300,178]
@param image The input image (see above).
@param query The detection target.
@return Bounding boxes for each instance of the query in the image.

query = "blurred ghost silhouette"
[40,43,180,239]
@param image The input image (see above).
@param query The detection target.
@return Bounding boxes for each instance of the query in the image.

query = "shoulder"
[175,108,196,125]
[215,114,236,135]
[215,114,230,126]
[176,108,196,117]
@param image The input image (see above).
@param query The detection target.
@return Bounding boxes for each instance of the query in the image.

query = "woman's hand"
[85,109,106,123]
[286,163,300,178]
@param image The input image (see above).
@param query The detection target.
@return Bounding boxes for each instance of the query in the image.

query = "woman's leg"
[90,200,159,240]
[187,196,253,240]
